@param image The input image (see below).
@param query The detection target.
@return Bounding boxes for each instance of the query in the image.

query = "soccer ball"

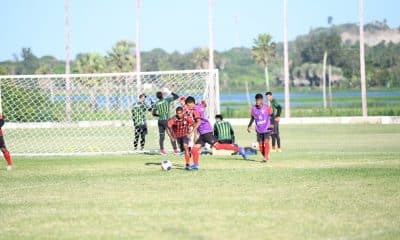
[251,142,258,150]
[161,160,173,171]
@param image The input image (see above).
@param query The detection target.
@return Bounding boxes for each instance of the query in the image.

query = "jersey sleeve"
[192,110,201,120]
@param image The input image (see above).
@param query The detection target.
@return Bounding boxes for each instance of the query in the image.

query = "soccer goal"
[0,69,219,156]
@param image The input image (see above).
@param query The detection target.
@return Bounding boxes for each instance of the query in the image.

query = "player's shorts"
[196,132,217,147]
[257,132,270,142]
[0,135,5,148]
[134,124,148,135]
[176,136,189,152]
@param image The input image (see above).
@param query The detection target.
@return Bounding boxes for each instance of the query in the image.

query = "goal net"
[0,69,219,156]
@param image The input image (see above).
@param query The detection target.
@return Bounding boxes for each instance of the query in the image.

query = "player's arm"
[166,119,175,141]
[189,111,201,136]
[213,124,219,139]
[229,122,235,143]
[151,104,159,117]
[247,115,255,133]
[273,100,282,121]
[0,115,5,128]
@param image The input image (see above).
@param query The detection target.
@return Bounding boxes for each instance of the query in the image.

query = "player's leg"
[275,122,281,151]
[1,136,12,171]
[158,120,167,155]
[208,133,247,159]
[140,125,147,150]
[257,133,265,158]
[191,136,205,170]
[133,126,140,150]
[271,134,277,152]
[262,133,271,162]
[181,137,191,170]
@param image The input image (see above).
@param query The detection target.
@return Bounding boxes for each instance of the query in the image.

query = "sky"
[1,0,399,61]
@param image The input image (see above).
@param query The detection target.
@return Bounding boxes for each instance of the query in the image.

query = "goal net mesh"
[0,69,219,155]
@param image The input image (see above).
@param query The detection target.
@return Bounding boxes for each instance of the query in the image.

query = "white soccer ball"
[251,142,258,150]
[161,160,173,171]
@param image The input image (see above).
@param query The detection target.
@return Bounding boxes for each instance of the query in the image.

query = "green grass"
[1,125,400,239]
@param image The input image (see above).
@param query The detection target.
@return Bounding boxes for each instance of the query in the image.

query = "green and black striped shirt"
[153,98,173,120]
[132,102,150,126]
[213,121,235,141]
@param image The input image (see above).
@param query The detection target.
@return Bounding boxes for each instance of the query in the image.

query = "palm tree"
[251,34,276,91]
[106,40,136,72]
[74,53,106,112]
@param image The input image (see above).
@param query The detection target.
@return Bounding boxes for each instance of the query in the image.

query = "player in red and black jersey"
[0,114,12,171]
[167,107,195,170]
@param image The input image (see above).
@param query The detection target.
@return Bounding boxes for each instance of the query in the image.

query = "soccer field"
[1,124,399,239]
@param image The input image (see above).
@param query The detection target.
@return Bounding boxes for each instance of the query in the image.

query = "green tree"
[251,34,276,91]
[16,48,40,74]
[106,40,135,72]
[73,53,106,112]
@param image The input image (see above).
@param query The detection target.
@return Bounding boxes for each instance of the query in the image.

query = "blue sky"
[1,0,399,61]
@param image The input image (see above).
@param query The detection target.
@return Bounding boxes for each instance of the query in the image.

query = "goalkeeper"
[152,88,180,155]
[131,94,152,151]
[0,114,12,171]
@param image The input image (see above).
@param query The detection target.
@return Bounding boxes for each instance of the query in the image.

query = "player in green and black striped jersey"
[213,114,235,144]
[131,94,152,150]
[152,90,180,155]
[266,92,282,152]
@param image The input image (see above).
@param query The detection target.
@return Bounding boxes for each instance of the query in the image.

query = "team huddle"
[131,89,282,170]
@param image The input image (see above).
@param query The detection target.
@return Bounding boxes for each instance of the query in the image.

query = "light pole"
[65,0,71,121]
[283,0,290,118]
[359,0,368,117]
[136,0,142,96]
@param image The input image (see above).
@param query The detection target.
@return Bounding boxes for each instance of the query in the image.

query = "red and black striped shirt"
[167,115,194,138]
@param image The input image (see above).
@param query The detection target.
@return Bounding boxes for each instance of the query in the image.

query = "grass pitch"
[1,124,400,239]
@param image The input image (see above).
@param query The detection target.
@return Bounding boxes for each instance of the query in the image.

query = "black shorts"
[196,132,217,147]
[0,136,5,148]
[257,132,270,142]
[176,136,189,151]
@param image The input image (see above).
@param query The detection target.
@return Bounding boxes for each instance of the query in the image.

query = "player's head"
[215,114,223,122]
[265,91,273,102]
[138,93,146,103]
[185,96,196,109]
[255,93,264,106]
[156,91,163,100]
[175,106,184,119]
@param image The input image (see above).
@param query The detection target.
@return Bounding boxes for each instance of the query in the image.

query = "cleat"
[173,149,181,156]
[277,148,282,153]
[261,159,268,163]
[238,147,248,160]
[190,164,199,171]
[185,164,192,171]
[160,149,168,156]
[270,148,276,153]
[6,165,12,171]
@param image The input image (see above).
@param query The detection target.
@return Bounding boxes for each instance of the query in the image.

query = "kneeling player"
[0,114,12,171]
[247,93,272,162]
[185,97,247,170]
[167,107,194,170]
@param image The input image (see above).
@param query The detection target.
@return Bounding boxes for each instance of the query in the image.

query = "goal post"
[0,69,219,156]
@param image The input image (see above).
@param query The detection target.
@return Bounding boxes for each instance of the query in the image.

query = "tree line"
[1,21,399,92]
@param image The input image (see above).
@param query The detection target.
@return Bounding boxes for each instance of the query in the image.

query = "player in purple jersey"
[247,93,273,162]
[184,96,247,170]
